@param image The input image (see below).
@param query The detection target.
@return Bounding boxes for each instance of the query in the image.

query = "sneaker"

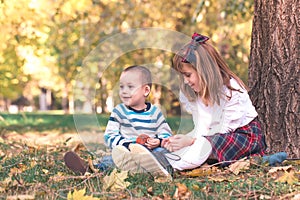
[64,151,89,175]
[151,151,175,177]
[262,152,287,166]
[129,143,174,177]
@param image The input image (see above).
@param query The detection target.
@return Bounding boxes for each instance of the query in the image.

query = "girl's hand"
[163,135,195,151]
[145,138,160,149]
[161,138,169,147]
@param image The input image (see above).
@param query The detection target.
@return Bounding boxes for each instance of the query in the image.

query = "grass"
[0,113,299,199]
[0,112,193,134]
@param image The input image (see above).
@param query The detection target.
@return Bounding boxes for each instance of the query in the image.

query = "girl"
[161,32,267,170]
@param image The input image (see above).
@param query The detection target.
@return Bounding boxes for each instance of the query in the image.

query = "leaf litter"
[0,131,300,199]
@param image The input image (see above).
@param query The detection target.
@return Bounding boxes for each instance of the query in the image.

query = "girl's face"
[119,71,150,110]
[180,63,200,92]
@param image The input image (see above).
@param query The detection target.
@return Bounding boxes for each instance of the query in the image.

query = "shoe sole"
[64,151,88,175]
[129,144,170,176]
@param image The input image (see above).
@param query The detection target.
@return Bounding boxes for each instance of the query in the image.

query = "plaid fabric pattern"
[205,118,266,166]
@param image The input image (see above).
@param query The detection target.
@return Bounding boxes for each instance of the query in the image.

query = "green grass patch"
[0,112,193,134]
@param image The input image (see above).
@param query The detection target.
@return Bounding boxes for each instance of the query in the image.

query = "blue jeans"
[94,155,115,171]
[94,147,166,172]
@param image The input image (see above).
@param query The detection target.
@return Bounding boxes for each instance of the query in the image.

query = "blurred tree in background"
[0,0,254,114]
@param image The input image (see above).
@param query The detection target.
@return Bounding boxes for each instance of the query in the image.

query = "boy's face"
[119,70,150,110]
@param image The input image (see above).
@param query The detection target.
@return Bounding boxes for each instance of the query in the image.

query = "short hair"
[123,65,152,89]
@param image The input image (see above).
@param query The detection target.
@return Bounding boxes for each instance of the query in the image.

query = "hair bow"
[192,32,209,44]
[181,33,209,63]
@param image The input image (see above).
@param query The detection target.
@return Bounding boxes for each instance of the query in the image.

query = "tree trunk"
[248,0,299,158]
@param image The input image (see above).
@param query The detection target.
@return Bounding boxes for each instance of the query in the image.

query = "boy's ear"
[144,85,151,97]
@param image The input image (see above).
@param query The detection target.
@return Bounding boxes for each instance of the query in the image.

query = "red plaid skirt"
[205,118,266,166]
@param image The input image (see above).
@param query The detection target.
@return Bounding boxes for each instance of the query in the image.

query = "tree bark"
[249,0,299,157]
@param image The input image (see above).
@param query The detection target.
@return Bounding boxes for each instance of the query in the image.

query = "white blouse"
[180,78,258,137]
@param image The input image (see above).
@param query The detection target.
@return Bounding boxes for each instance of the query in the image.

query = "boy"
[64,65,173,176]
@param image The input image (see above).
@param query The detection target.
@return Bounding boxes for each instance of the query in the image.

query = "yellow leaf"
[67,191,72,200]
[228,158,250,175]
[67,188,99,200]
[181,166,214,177]
[103,169,130,191]
[71,188,86,200]
[276,171,298,185]
[42,169,49,174]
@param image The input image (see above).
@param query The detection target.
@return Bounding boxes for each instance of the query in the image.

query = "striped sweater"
[104,103,172,149]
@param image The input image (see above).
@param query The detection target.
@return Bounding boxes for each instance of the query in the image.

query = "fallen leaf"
[67,188,99,200]
[72,143,85,152]
[173,183,192,200]
[102,169,130,191]
[268,165,292,173]
[276,170,298,185]
[228,158,250,175]
[284,159,300,166]
[25,144,38,154]
[191,184,200,191]
[10,167,23,175]
[208,176,228,182]
[88,157,99,173]
[147,186,153,195]
[30,160,37,168]
[180,166,215,177]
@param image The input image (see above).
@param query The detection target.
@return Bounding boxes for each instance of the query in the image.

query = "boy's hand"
[136,134,150,145]
[136,134,161,149]
[145,138,160,149]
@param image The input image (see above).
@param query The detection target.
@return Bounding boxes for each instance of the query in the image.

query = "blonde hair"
[173,42,247,106]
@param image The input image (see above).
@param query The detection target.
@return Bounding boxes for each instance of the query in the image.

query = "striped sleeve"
[104,105,134,148]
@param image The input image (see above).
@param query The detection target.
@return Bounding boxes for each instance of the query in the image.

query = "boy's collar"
[127,102,151,113]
